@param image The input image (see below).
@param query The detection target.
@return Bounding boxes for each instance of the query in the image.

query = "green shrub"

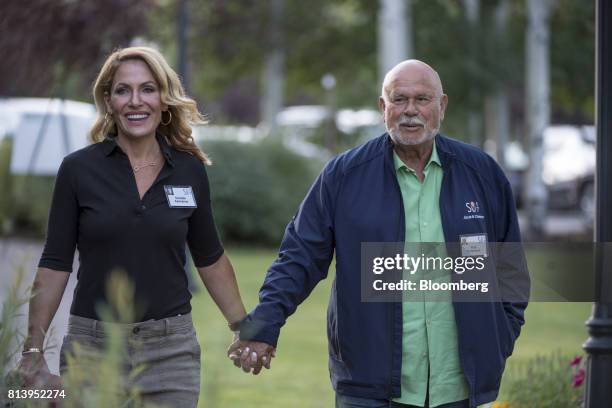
[203,139,324,246]
[0,137,14,234]
[502,351,584,407]
[11,174,55,236]
[0,134,55,237]
[0,264,28,396]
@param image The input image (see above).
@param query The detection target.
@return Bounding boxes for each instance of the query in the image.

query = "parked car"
[274,105,384,153]
[0,97,96,175]
[506,125,595,223]
[543,125,595,222]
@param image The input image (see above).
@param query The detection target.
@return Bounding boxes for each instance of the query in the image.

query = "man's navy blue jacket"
[241,134,529,407]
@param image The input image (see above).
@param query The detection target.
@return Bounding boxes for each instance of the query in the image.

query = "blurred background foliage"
[0,0,594,127]
[0,0,154,99]
[0,0,596,241]
[204,139,323,245]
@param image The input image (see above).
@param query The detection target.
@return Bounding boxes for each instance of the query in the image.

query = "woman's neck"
[116,133,160,162]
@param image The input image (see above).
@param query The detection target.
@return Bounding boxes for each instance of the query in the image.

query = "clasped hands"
[227,333,276,375]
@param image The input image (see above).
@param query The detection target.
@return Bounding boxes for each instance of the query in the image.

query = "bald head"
[378,59,448,148]
[381,60,444,100]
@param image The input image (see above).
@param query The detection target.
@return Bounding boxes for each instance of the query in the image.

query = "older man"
[230,60,528,408]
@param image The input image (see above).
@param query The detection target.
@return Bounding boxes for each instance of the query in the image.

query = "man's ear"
[378,96,386,122]
[439,94,448,121]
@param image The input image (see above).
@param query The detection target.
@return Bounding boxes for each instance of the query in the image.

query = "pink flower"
[570,356,583,367]
[572,368,586,388]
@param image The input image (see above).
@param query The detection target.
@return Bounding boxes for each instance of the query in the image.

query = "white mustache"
[397,118,425,127]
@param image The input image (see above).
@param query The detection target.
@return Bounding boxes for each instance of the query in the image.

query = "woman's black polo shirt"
[39,135,224,321]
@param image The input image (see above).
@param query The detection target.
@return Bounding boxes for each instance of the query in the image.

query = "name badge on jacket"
[164,185,197,208]
[460,233,488,257]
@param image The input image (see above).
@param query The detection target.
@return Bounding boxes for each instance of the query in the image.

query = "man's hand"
[227,334,275,375]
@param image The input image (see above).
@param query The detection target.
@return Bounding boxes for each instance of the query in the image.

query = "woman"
[16,46,247,407]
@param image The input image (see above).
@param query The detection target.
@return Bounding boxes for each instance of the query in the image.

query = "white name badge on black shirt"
[164,185,197,208]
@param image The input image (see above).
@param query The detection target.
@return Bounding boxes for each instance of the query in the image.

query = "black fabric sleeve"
[38,157,79,272]
[187,163,224,267]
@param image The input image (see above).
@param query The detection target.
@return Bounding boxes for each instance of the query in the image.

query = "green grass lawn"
[191,248,592,407]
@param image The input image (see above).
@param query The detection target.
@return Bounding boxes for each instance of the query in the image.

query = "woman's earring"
[161,110,172,126]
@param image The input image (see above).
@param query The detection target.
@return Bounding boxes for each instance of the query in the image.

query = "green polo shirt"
[392,143,469,407]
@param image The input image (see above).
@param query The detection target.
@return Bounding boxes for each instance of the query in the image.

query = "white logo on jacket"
[466,201,480,213]
[464,201,484,220]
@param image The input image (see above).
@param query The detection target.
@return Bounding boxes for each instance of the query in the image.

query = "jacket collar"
[434,134,456,168]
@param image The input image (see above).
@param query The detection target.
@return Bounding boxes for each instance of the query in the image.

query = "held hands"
[227,333,276,375]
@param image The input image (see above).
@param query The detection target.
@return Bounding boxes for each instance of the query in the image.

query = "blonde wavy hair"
[90,46,210,164]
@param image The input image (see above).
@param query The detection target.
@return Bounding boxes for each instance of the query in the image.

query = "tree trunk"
[261,0,285,137]
[378,0,412,83]
[525,0,556,238]
[463,0,482,146]
[484,0,510,169]
[494,90,510,170]
[177,0,190,94]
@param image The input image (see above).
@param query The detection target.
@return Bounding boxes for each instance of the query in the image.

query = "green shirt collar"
[393,139,442,172]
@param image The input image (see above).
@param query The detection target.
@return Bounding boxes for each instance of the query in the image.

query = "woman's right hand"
[16,267,70,388]
[15,353,60,388]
